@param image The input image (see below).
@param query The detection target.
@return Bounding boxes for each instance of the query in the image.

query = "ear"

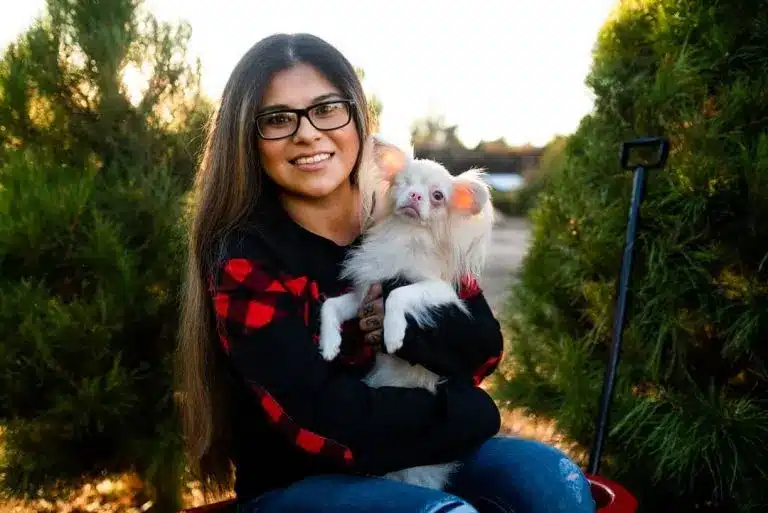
[357,135,411,227]
[371,134,410,181]
[450,170,490,216]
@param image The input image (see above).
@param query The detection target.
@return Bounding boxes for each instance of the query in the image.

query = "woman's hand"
[358,283,384,349]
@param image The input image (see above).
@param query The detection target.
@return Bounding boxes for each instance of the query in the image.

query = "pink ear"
[373,138,408,180]
[450,177,489,216]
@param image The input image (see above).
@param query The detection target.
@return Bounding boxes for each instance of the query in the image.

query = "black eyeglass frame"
[254,99,357,140]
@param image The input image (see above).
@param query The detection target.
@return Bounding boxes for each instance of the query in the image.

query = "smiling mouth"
[290,152,334,165]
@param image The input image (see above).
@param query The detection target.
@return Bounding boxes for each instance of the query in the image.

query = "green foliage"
[0,0,211,510]
[490,189,526,218]
[494,0,768,511]
[0,0,212,187]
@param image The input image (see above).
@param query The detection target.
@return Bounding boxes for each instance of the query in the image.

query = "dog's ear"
[450,169,490,216]
[372,135,409,180]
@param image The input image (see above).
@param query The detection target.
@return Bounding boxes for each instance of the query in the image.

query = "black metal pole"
[587,164,647,476]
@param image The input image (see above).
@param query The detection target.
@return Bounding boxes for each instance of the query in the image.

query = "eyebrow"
[259,93,343,114]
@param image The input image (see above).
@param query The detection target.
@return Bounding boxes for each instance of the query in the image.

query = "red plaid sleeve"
[459,274,504,384]
[212,258,355,463]
[210,250,501,475]
[458,274,482,300]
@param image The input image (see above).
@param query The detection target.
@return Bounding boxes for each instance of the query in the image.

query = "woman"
[176,33,595,513]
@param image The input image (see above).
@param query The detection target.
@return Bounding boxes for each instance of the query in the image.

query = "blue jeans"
[237,436,596,512]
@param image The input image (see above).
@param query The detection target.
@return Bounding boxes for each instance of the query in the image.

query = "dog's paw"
[319,329,343,361]
[383,312,407,354]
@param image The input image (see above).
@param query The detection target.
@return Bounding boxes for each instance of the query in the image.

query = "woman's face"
[256,63,360,200]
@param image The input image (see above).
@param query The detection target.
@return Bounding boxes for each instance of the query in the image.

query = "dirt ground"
[478,212,532,316]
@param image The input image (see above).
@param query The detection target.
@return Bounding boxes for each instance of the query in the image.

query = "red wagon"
[181,138,668,513]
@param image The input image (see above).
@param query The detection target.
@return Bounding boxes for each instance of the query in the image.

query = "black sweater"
[208,203,504,501]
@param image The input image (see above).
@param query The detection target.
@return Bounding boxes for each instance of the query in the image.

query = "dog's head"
[357,135,494,279]
[388,158,490,227]
[360,135,491,227]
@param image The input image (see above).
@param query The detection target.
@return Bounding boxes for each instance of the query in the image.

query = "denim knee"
[456,436,595,512]
[501,438,591,503]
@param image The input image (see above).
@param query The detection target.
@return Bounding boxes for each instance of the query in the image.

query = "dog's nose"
[409,192,423,202]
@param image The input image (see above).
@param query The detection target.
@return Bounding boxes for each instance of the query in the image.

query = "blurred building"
[413,144,543,191]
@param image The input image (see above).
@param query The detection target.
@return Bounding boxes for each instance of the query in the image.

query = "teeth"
[295,153,331,165]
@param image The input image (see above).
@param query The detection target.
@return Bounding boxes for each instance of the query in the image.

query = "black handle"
[589,136,670,477]
[620,136,669,170]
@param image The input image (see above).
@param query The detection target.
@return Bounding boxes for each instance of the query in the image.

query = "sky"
[0,0,619,148]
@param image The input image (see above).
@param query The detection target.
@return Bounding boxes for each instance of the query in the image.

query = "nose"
[409,191,423,202]
[293,114,322,141]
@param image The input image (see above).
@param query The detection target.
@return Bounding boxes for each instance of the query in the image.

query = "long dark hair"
[175,33,373,496]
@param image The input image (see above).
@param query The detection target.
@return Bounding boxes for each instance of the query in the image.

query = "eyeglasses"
[255,99,356,140]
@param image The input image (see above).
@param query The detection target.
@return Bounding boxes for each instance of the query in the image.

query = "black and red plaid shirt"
[209,203,503,501]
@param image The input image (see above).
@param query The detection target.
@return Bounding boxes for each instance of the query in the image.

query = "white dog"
[318,136,495,490]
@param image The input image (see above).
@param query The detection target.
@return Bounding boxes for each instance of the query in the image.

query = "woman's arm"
[210,241,500,476]
[366,276,504,384]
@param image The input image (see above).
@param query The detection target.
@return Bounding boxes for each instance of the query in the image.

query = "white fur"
[318,135,494,490]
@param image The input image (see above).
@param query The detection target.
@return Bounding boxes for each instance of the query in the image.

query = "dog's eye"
[431,190,444,202]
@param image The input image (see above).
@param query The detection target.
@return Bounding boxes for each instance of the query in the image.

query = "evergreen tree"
[0,0,211,510]
[493,0,768,511]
